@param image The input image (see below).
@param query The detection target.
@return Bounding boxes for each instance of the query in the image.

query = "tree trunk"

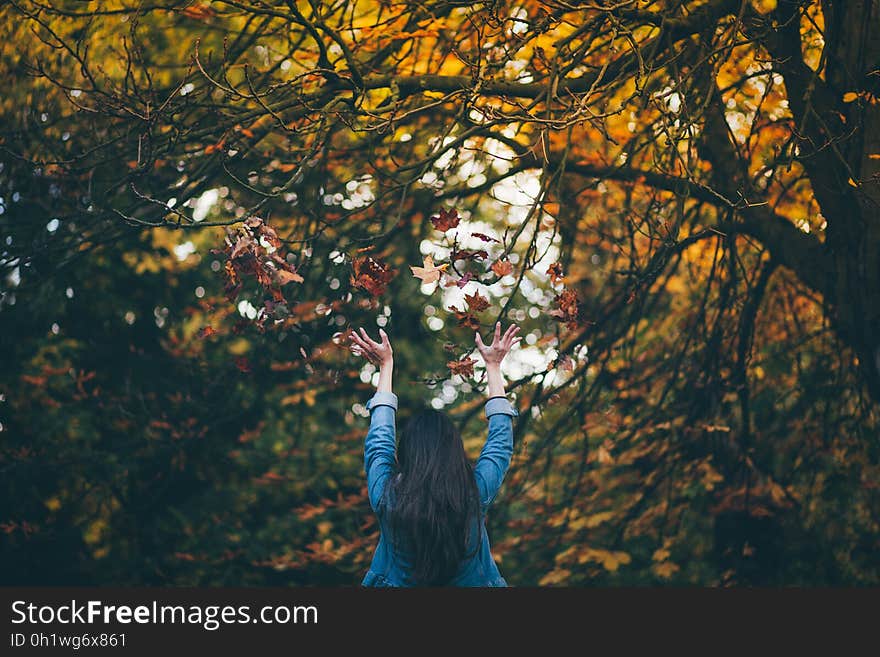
[731,0,880,400]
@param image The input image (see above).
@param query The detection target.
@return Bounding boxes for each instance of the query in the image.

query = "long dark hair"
[384,408,481,585]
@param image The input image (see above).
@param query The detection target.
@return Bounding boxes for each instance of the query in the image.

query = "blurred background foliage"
[1,0,879,585]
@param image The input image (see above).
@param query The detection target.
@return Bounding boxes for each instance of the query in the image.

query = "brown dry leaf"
[351,255,397,297]
[464,290,490,312]
[447,357,477,378]
[410,255,448,284]
[546,261,564,285]
[230,235,252,260]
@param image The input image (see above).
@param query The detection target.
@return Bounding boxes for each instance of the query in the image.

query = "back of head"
[386,407,480,585]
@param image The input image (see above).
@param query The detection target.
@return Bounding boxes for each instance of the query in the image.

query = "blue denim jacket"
[361,390,519,587]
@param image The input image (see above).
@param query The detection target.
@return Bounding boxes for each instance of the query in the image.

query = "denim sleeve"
[474,395,518,509]
[364,391,398,513]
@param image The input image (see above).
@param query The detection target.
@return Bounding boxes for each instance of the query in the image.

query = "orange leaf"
[276,268,305,285]
[205,140,225,154]
[491,258,513,277]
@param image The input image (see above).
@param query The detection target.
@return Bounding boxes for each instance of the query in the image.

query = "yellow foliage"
[281,389,317,406]
[539,568,572,585]
[569,511,615,530]
[750,0,778,14]
[84,518,107,546]
[652,561,680,579]
[575,547,632,571]
[652,547,671,562]
[227,338,250,356]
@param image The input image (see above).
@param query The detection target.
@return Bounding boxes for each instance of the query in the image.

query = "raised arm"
[473,322,521,509]
[350,327,396,513]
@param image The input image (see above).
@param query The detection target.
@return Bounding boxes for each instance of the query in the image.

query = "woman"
[349,321,521,587]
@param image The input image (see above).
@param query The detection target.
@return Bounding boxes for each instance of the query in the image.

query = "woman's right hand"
[475,321,521,366]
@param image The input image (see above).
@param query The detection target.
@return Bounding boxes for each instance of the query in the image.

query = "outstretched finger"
[475,330,485,349]
[350,329,369,348]
[359,326,380,348]
[503,323,519,346]
[493,321,501,345]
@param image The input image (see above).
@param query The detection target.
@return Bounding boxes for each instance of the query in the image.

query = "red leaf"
[430,207,460,232]
[453,248,488,261]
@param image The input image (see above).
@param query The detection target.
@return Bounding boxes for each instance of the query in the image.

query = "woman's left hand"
[349,327,393,366]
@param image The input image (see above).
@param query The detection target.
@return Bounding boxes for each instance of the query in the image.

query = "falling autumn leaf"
[447,356,477,378]
[449,307,481,330]
[452,248,488,262]
[351,255,397,297]
[430,207,460,232]
[548,288,580,329]
[491,258,514,278]
[410,254,448,284]
[464,290,490,312]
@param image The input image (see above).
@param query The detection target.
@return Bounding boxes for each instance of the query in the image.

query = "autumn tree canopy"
[1,0,878,585]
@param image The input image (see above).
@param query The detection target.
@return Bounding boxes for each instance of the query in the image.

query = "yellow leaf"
[848,177,860,187]
[45,497,62,512]
[843,92,859,103]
